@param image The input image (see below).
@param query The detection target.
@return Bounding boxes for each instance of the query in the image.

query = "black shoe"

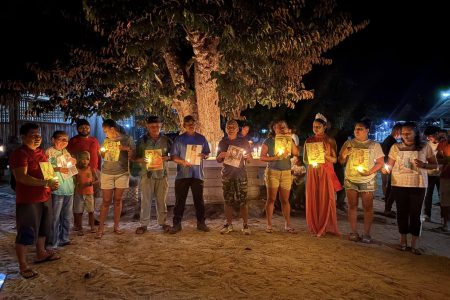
[94,219,100,226]
[197,222,210,232]
[433,202,441,206]
[169,223,182,234]
[384,210,396,218]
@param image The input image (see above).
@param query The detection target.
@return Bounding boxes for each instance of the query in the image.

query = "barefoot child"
[46,131,76,248]
[74,151,98,235]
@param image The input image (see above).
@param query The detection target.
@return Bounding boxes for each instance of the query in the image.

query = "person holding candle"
[169,115,211,233]
[437,131,450,232]
[9,123,61,279]
[216,119,252,234]
[45,131,76,248]
[382,122,437,254]
[96,119,135,238]
[304,113,342,237]
[339,119,384,243]
[260,119,299,233]
[134,116,172,234]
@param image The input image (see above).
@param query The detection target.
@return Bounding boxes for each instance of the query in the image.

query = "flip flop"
[411,248,424,255]
[265,227,273,233]
[34,252,61,264]
[284,227,298,234]
[20,268,39,279]
[395,244,407,251]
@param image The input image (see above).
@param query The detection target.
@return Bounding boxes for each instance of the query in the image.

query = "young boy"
[74,151,98,235]
[46,131,76,248]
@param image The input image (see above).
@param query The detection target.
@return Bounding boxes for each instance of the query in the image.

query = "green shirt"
[45,147,75,195]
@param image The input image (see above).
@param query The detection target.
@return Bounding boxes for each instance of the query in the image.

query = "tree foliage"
[0,0,367,127]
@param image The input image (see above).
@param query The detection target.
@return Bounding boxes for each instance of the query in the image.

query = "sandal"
[113,228,124,235]
[361,235,372,244]
[20,268,39,279]
[348,233,360,242]
[34,252,61,264]
[410,247,423,255]
[395,244,407,251]
[265,226,273,233]
[95,231,104,239]
[161,224,171,233]
[284,227,297,234]
[135,226,147,234]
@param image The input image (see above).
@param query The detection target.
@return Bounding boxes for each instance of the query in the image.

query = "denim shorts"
[344,178,376,193]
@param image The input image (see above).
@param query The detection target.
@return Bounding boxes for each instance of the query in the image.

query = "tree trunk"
[162,49,198,126]
[188,32,223,155]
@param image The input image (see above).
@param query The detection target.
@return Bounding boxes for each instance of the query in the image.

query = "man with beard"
[67,119,101,228]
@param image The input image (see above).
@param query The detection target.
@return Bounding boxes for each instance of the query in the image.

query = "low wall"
[166,159,267,205]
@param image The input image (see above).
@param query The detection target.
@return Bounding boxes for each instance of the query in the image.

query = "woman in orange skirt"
[304,113,342,237]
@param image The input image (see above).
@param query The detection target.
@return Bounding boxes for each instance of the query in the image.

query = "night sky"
[1,0,449,122]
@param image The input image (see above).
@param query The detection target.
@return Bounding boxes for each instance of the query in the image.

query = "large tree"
[1,0,366,148]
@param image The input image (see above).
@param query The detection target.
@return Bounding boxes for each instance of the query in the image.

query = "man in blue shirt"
[170,115,211,233]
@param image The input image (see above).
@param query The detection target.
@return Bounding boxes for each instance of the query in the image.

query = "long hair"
[402,121,424,151]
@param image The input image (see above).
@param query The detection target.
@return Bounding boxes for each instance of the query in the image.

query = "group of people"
[8,113,450,279]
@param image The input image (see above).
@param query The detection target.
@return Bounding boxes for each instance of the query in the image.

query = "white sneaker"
[220,224,233,234]
[241,224,251,235]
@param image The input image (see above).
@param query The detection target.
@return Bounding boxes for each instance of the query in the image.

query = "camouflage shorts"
[222,177,248,206]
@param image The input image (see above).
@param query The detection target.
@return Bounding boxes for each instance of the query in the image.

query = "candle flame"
[384,164,390,171]
[100,147,106,152]
[356,165,364,172]
[311,161,318,168]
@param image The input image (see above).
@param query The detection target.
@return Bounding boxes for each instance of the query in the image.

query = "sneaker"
[348,232,360,242]
[361,235,372,244]
[241,224,251,235]
[197,222,210,232]
[220,224,233,234]
[169,223,182,234]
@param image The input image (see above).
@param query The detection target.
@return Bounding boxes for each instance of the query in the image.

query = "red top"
[67,136,101,170]
[438,140,450,179]
[75,167,95,195]
[9,145,51,204]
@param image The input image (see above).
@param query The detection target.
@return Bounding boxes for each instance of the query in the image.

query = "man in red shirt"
[67,119,101,171]
[67,119,102,226]
[9,123,60,279]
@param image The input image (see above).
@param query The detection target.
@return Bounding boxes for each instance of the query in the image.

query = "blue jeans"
[50,194,73,248]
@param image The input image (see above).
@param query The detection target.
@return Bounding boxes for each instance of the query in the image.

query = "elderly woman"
[304,113,342,237]
[339,119,384,243]
[260,119,299,233]
[383,122,437,254]
[96,119,135,238]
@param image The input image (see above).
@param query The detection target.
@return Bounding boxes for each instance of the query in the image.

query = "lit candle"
[277,148,284,156]
[67,161,72,168]
[187,158,190,163]
[384,164,390,171]
[311,161,318,168]
[0,145,4,152]
[100,147,106,152]
[356,165,364,173]
[52,176,59,183]
[243,150,246,155]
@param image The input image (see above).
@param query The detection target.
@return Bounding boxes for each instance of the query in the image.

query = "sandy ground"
[1,183,450,299]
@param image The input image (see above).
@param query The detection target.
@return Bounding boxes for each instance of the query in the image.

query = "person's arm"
[259,143,279,162]
[291,141,299,157]
[338,141,351,165]
[91,168,99,185]
[12,167,58,189]
[325,138,337,164]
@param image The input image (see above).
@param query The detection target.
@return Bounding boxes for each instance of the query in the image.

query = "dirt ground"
[1,183,450,299]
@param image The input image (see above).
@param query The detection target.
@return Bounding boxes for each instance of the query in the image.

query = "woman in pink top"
[304,113,342,237]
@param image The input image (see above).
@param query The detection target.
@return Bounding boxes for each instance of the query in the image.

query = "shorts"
[344,178,376,193]
[16,201,51,245]
[440,178,450,207]
[100,172,130,189]
[264,168,292,191]
[73,194,95,213]
[222,177,248,206]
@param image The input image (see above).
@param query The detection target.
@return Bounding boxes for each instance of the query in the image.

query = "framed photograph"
[275,134,292,156]
[39,162,55,180]
[145,149,163,170]
[306,142,325,164]
[103,140,121,162]
[56,153,78,179]
[185,144,202,166]
[223,145,245,168]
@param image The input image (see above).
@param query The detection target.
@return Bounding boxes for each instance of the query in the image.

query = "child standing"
[74,151,98,235]
[46,131,76,248]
